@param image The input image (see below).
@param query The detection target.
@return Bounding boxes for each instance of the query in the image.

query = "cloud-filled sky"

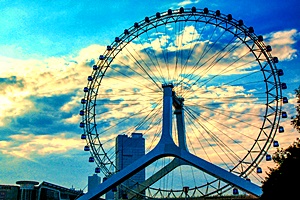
[0,0,299,195]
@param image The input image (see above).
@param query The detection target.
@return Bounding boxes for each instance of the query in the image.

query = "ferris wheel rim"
[80,7,284,197]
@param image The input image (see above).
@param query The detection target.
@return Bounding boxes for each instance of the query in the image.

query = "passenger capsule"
[115,37,120,43]
[203,8,209,14]
[215,10,221,16]
[84,145,90,151]
[156,12,161,18]
[227,14,232,21]
[95,167,100,173]
[99,55,105,60]
[81,99,87,104]
[282,111,287,118]
[273,57,279,63]
[279,126,284,133]
[266,154,272,161]
[79,122,85,128]
[79,110,84,116]
[134,22,139,28]
[257,35,264,42]
[168,9,172,15]
[179,7,184,13]
[191,7,196,13]
[277,69,284,76]
[81,134,87,139]
[273,141,279,147]
[124,29,129,35]
[282,97,288,104]
[281,82,287,89]
[145,16,150,23]
[238,20,244,26]
[266,45,272,52]
[92,65,98,70]
[89,157,95,162]
[88,76,93,81]
[107,46,112,51]
[257,167,262,173]
[248,27,254,33]
[233,188,239,195]
[83,87,89,92]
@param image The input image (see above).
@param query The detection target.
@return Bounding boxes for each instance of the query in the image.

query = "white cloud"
[177,0,200,7]
[0,133,85,159]
[0,23,298,188]
[64,114,80,124]
[264,29,298,61]
[0,44,105,126]
[268,29,298,46]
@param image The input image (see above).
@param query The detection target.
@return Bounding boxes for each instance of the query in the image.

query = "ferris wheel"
[79,7,288,199]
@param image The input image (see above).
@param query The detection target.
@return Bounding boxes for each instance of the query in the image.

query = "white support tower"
[78,84,262,200]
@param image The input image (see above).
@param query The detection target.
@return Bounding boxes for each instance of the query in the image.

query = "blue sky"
[0,0,299,194]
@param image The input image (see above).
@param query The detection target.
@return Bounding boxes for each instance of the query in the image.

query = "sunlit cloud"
[264,29,298,61]
[177,0,200,7]
[69,24,300,189]
[0,44,105,127]
[0,133,85,159]
[0,0,298,193]
[0,16,297,191]
[2,27,295,169]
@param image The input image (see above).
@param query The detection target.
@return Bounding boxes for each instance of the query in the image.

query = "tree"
[260,87,300,200]
[291,86,300,132]
[260,139,300,199]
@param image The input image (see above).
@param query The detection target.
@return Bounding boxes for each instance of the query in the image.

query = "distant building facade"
[88,174,101,193]
[1,134,145,200]
[0,185,19,200]
[0,181,83,200]
[115,133,145,199]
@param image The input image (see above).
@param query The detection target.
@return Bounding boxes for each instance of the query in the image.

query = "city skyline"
[0,0,299,193]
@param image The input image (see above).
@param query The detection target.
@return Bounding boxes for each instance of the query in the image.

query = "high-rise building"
[115,133,145,199]
[88,174,101,193]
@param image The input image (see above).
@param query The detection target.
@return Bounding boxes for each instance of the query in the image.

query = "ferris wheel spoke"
[191,24,220,69]
[80,7,285,199]
[196,103,263,129]
[123,43,163,90]
[176,22,199,81]
[107,64,161,93]
[193,48,254,90]
[184,108,235,165]
[138,31,167,83]
[184,124,211,185]
[152,26,171,81]
[132,62,161,90]
[185,103,268,174]
[190,114,247,166]
[183,39,244,93]
[96,104,160,136]
[176,39,223,86]
[130,103,163,134]
[185,116,212,163]
[186,104,258,141]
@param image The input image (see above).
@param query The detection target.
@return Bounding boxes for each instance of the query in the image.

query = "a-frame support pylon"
[78,84,262,200]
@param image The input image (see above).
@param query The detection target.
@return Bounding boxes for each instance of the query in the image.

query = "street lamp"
[183,186,189,200]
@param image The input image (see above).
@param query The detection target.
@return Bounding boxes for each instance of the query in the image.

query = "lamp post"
[183,186,189,200]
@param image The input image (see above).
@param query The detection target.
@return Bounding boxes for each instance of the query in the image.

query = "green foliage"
[291,86,300,132]
[261,138,300,199]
